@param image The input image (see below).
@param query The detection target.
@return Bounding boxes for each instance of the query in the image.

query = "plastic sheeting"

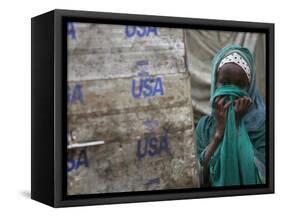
[184,30,266,123]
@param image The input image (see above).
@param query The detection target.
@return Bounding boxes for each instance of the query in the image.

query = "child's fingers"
[240,97,251,110]
[240,98,247,110]
[246,97,252,107]
[217,97,226,109]
[215,96,220,103]
[223,101,231,110]
[234,99,239,112]
[215,96,221,109]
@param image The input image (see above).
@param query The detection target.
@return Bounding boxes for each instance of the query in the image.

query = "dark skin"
[202,63,252,185]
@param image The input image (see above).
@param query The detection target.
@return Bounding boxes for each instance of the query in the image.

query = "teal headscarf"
[196,44,266,187]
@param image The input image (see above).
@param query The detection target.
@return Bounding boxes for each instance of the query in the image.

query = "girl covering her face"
[196,44,266,187]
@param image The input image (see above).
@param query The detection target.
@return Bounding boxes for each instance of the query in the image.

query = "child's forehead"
[217,63,247,80]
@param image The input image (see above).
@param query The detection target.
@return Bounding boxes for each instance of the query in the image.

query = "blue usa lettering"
[68,83,84,104]
[131,76,164,99]
[67,22,76,40]
[67,149,89,172]
[125,26,159,38]
[136,134,171,160]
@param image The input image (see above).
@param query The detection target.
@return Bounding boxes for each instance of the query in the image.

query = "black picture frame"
[31,9,274,207]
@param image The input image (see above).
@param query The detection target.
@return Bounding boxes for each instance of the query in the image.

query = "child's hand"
[214,96,231,142]
[234,96,252,122]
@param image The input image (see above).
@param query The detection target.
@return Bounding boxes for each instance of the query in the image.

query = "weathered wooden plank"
[67,23,185,81]
[67,23,184,52]
[67,129,197,195]
[67,50,186,81]
[67,73,191,115]
[68,105,193,144]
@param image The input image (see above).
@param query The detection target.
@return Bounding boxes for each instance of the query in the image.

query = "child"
[196,44,266,187]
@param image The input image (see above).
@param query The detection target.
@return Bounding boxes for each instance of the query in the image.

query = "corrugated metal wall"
[67,23,198,195]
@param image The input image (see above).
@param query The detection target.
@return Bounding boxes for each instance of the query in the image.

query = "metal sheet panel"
[67,23,198,194]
